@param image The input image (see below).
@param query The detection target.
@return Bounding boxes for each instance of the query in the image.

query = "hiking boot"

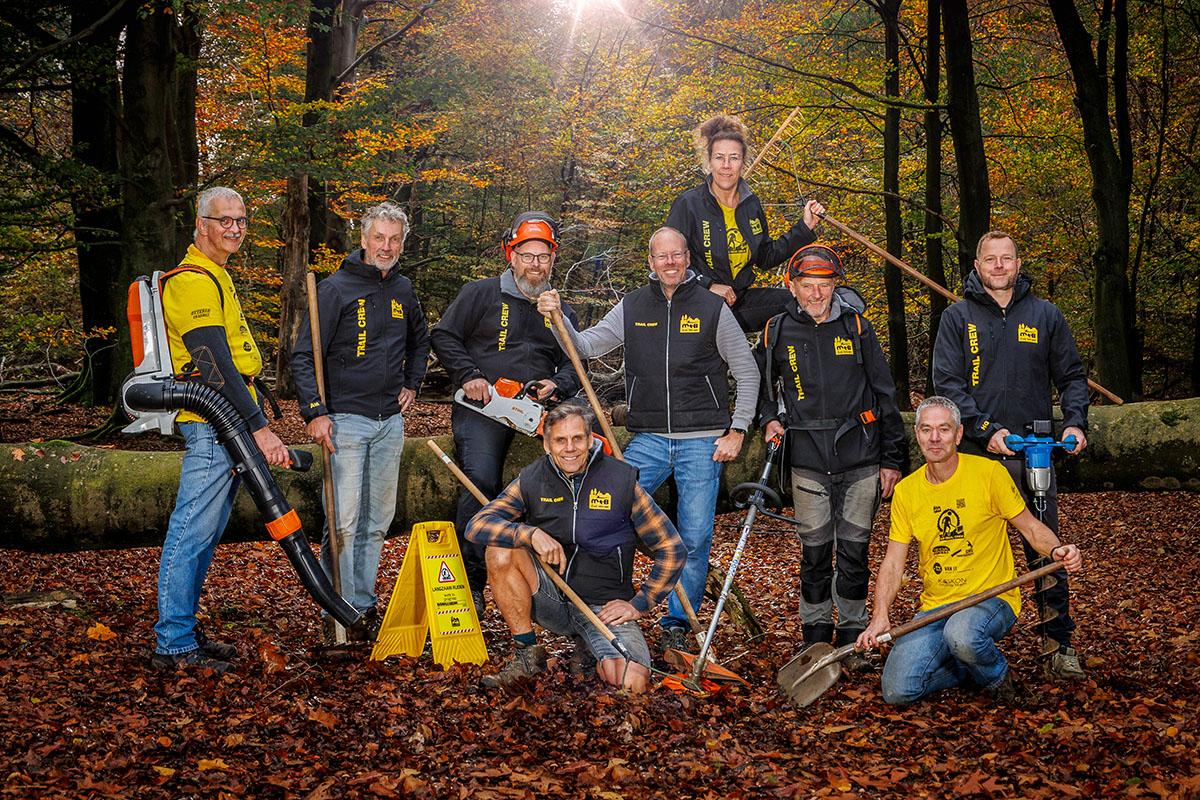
[567,635,597,675]
[835,628,873,673]
[1045,645,1086,681]
[471,589,486,617]
[195,626,237,661]
[150,649,232,674]
[348,607,382,642]
[802,623,834,647]
[659,625,691,656]
[986,670,1016,703]
[481,644,547,688]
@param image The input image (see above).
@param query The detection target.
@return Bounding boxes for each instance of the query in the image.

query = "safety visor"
[787,245,843,280]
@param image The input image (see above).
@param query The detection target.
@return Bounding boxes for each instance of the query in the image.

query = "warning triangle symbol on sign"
[437,561,455,583]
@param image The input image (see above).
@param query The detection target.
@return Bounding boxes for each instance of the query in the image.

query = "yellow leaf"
[197,758,229,771]
[153,766,176,777]
[86,623,117,641]
[11,448,24,461]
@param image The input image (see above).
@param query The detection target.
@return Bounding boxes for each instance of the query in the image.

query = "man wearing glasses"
[431,212,583,613]
[151,187,290,672]
[292,202,431,644]
[536,226,759,656]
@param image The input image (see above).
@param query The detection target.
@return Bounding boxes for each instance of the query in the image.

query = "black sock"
[513,631,537,649]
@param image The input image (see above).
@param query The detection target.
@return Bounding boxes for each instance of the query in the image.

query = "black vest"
[519,449,638,606]
[622,278,731,433]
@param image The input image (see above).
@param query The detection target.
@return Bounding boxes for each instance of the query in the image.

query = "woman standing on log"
[666,114,827,332]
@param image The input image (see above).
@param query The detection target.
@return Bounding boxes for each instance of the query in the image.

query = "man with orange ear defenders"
[753,244,905,668]
[431,212,583,612]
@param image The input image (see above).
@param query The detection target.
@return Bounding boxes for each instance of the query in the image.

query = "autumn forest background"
[1,0,1198,412]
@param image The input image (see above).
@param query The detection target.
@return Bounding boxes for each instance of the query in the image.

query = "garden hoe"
[777,560,1062,707]
[427,440,738,695]
[1006,424,1078,667]
[548,308,711,658]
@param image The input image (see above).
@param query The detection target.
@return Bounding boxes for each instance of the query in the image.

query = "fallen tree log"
[1,398,1197,552]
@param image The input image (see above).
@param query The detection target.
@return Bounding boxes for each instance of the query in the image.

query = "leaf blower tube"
[124,379,361,628]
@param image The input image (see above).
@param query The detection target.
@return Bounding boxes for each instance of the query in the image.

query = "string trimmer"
[777,561,1061,707]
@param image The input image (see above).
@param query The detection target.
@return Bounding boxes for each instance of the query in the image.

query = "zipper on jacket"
[664,298,672,432]
[704,376,720,408]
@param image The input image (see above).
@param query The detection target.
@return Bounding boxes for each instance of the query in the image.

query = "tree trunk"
[1048,0,1138,402]
[942,0,990,283]
[275,175,312,398]
[923,0,947,396]
[70,0,125,405]
[880,0,910,409]
[115,1,197,400]
[5,399,1200,552]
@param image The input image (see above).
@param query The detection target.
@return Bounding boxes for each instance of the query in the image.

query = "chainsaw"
[454,378,553,436]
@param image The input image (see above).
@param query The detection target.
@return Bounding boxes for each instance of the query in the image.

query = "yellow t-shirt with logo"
[161,245,262,423]
[720,203,751,281]
[889,453,1029,615]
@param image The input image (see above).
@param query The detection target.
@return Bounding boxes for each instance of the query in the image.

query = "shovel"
[777,560,1063,707]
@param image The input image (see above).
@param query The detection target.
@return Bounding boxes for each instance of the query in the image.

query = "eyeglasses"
[515,252,552,265]
[202,215,248,229]
[650,251,687,263]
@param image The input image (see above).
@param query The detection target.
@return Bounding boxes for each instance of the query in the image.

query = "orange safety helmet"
[503,211,559,259]
[786,244,844,280]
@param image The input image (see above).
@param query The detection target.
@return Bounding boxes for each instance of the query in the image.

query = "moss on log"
[2,398,1197,552]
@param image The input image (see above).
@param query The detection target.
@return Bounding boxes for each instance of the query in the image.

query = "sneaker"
[567,635,597,675]
[150,649,232,673]
[471,589,486,617]
[986,670,1016,703]
[195,626,237,661]
[480,644,547,688]
[1045,645,1086,681]
[659,625,691,656]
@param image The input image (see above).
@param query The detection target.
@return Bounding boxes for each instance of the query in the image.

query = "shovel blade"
[663,649,750,687]
[777,642,844,707]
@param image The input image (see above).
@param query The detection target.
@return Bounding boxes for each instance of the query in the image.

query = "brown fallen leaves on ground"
[1,490,1198,799]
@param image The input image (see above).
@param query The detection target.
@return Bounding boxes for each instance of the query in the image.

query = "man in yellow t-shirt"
[150,187,289,674]
[858,396,1083,704]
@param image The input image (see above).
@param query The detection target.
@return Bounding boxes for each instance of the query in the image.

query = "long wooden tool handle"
[306,273,344,601]
[820,213,1124,406]
[549,309,623,460]
[549,309,704,634]
[882,560,1063,642]
[425,440,631,656]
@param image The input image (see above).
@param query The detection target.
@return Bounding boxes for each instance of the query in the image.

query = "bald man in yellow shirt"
[151,187,288,673]
[858,396,1083,704]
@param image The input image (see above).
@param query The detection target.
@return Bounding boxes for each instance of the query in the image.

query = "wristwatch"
[730,426,747,435]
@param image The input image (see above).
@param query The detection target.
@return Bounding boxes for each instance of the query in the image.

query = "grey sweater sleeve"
[549,301,626,358]
[715,305,759,430]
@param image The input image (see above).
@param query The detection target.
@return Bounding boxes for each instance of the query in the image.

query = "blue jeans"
[155,422,240,655]
[319,413,406,614]
[623,433,722,630]
[880,597,1017,705]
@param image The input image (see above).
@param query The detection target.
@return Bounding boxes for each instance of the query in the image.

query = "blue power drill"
[1004,420,1078,520]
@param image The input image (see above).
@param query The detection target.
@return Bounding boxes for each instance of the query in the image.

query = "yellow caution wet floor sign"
[371,521,488,667]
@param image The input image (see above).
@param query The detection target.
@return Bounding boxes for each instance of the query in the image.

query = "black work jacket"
[932,272,1089,449]
[519,448,638,606]
[430,275,582,397]
[622,277,730,433]
[292,251,431,422]
[754,291,905,473]
[665,177,816,297]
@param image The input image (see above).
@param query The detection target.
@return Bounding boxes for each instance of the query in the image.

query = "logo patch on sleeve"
[679,314,701,334]
[1018,323,1038,344]
[588,489,611,510]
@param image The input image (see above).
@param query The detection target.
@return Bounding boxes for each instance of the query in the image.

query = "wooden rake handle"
[819,213,1123,406]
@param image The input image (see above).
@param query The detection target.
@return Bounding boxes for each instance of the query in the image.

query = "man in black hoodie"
[932,230,1089,680]
[430,212,583,613]
[292,202,431,643]
[754,245,905,666]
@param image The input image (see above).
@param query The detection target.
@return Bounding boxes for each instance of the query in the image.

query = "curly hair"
[692,114,753,174]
